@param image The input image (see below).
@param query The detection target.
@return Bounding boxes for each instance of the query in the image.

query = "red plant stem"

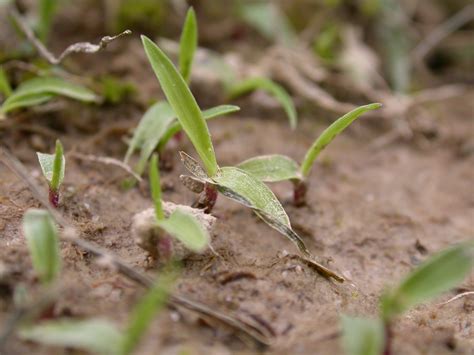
[173,131,183,143]
[292,180,308,207]
[383,322,392,355]
[192,183,218,214]
[48,188,59,208]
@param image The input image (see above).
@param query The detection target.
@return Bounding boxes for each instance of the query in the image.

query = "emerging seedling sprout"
[22,209,61,285]
[238,103,382,206]
[37,139,65,207]
[342,242,474,355]
[142,35,343,281]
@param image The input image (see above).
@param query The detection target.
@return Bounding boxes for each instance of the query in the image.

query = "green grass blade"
[179,7,197,83]
[1,92,53,115]
[37,0,59,42]
[22,209,61,284]
[149,154,164,221]
[341,316,384,355]
[158,104,240,150]
[14,76,99,102]
[37,144,65,189]
[0,66,12,97]
[300,103,381,178]
[50,139,64,192]
[141,35,218,177]
[157,209,209,252]
[229,77,297,129]
[237,154,301,182]
[19,319,122,355]
[120,273,175,355]
[1,76,99,114]
[124,101,174,164]
[381,242,474,321]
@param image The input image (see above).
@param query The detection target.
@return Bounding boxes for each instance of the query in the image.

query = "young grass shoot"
[238,103,381,206]
[342,242,474,355]
[37,139,65,208]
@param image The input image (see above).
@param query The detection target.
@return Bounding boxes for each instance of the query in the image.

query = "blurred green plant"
[99,76,136,104]
[18,272,176,355]
[37,139,65,208]
[342,242,474,355]
[22,209,61,284]
[238,103,381,206]
[228,77,297,129]
[0,76,99,117]
[114,0,165,33]
[37,0,60,43]
[0,66,12,98]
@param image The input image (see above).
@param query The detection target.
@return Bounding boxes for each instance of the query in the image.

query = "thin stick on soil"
[0,146,270,348]
[9,9,131,66]
[437,291,474,307]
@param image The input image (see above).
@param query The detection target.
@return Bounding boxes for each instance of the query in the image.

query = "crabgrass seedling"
[18,264,176,355]
[0,76,100,116]
[37,139,65,207]
[142,35,343,281]
[238,103,381,205]
[22,209,61,284]
[342,242,474,355]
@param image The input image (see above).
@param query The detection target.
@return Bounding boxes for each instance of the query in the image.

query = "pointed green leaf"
[179,8,197,83]
[22,209,61,284]
[237,154,301,182]
[157,209,209,252]
[19,319,122,355]
[229,77,297,129]
[158,104,240,150]
[300,103,381,177]
[381,242,474,321]
[1,76,99,114]
[121,273,175,355]
[141,35,218,177]
[37,141,65,189]
[341,316,384,355]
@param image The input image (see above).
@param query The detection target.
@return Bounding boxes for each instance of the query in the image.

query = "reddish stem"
[48,188,59,208]
[292,180,307,207]
[192,183,218,214]
[383,322,392,355]
[173,131,183,143]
